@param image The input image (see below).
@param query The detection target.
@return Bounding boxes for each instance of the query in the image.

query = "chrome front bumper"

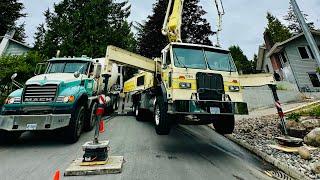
[0,114,71,131]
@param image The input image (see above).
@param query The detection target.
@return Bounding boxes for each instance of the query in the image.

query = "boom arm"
[162,0,225,46]
[162,0,184,42]
[104,46,156,74]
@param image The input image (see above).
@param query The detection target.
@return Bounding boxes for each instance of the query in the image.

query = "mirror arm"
[12,80,23,89]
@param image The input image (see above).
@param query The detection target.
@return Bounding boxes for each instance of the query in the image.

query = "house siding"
[284,35,320,91]
[4,42,30,56]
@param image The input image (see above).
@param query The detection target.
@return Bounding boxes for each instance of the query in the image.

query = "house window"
[281,52,287,63]
[298,47,310,59]
[308,73,320,87]
[137,76,144,86]
[279,51,288,64]
[298,46,317,60]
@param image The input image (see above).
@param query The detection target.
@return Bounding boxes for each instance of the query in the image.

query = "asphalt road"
[0,116,276,180]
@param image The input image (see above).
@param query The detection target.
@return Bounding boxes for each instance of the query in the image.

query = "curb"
[284,100,320,114]
[225,134,311,180]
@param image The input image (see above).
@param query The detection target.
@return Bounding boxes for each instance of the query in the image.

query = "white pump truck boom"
[103,0,248,135]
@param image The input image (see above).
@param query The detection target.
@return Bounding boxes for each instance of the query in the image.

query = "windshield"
[205,51,236,72]
[173,47,207,69]
[46,61,89,74]
[172,46,236,72]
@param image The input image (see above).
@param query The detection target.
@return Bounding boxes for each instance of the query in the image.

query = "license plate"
[26,124,37,130]
[210,107,220,114]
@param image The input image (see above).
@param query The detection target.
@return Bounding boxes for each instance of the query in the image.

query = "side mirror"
[11,73,23,89]
[93,64,102,78]
[11,73,18,80]
[74,71,80,78]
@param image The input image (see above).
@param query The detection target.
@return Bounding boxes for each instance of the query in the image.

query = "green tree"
[229,45,254,74]
[0,0,26,42]
[34,0,136,58]
[265,12,292,46]
[250,54,258,74]
[284,3,315,34]
[0,52,45,105]
[137,0,214,59]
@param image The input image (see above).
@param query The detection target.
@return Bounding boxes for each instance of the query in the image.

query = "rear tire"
[133,104,143,121]
[154,97,171,135]
[114,97,119,110]
[84,102,97,132]
[213,115,235,135]
[65,105,85,143]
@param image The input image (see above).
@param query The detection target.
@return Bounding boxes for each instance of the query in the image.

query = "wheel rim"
[155,105,160,125]
[90,103,97,127]
[76,108,84,137]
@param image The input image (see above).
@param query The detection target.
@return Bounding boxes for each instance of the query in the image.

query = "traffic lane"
[0,130,96,180]
[0,116,274,180]
[66,116,274,180]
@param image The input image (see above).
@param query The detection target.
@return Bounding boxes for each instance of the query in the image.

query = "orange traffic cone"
[53,170,60,180]
[99,120,105,133]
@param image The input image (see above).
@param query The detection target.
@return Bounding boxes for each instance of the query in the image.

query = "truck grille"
[196,73,224,100]
[23,84,58,102]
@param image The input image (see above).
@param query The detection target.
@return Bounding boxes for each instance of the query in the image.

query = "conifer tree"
[284,2,315,34]
[265,12,292,46]
[137,0,215,58]
[0,0,26,42]
[34,0,136,58]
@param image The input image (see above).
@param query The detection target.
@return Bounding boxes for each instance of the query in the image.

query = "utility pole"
[290,0,320,68]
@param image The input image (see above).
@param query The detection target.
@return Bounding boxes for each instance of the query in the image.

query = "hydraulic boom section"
[162,0,225,46]
[162,0,184,42]
[214,0,225,47]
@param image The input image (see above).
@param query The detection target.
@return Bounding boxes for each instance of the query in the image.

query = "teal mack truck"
[0,56,122,143]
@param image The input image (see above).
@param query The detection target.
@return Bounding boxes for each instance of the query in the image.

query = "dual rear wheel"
[133,97,171,135]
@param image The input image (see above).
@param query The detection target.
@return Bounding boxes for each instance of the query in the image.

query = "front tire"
[84,102,97,132]
[213,115,235,135]
[0,131,22,144]
[65,105,85,143]
[154,97,171,135]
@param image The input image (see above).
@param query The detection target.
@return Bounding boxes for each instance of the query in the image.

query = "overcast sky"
[19,0,320,59]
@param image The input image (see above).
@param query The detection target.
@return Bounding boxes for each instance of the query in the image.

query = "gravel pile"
[233,115,320,179]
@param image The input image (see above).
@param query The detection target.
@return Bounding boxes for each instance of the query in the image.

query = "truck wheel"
[66,105,85,143]
[114,98,119,110]
[84,102,97,132]
[133,104,143,121]
[0,131,21,144]
[213,115,235,135]
[154,97,171,135]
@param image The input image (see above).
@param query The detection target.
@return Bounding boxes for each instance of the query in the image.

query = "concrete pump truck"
[118,0,248,135]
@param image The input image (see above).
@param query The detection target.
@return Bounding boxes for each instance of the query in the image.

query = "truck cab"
[0,56,120,143]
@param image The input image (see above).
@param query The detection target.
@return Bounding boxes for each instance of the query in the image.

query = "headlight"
[229,86,240,92]
[179,82,192,89]
[5,97,21,104]
[56,96,75,103]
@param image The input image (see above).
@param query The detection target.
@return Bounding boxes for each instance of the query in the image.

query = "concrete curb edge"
[284,100,320,114]
[224,134,311,180]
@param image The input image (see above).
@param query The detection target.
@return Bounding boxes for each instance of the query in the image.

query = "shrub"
[286,113,301,122]
[0,51,45,105]
[309,106,320,117]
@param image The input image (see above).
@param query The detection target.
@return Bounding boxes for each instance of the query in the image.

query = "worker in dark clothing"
[274,71,281,81]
